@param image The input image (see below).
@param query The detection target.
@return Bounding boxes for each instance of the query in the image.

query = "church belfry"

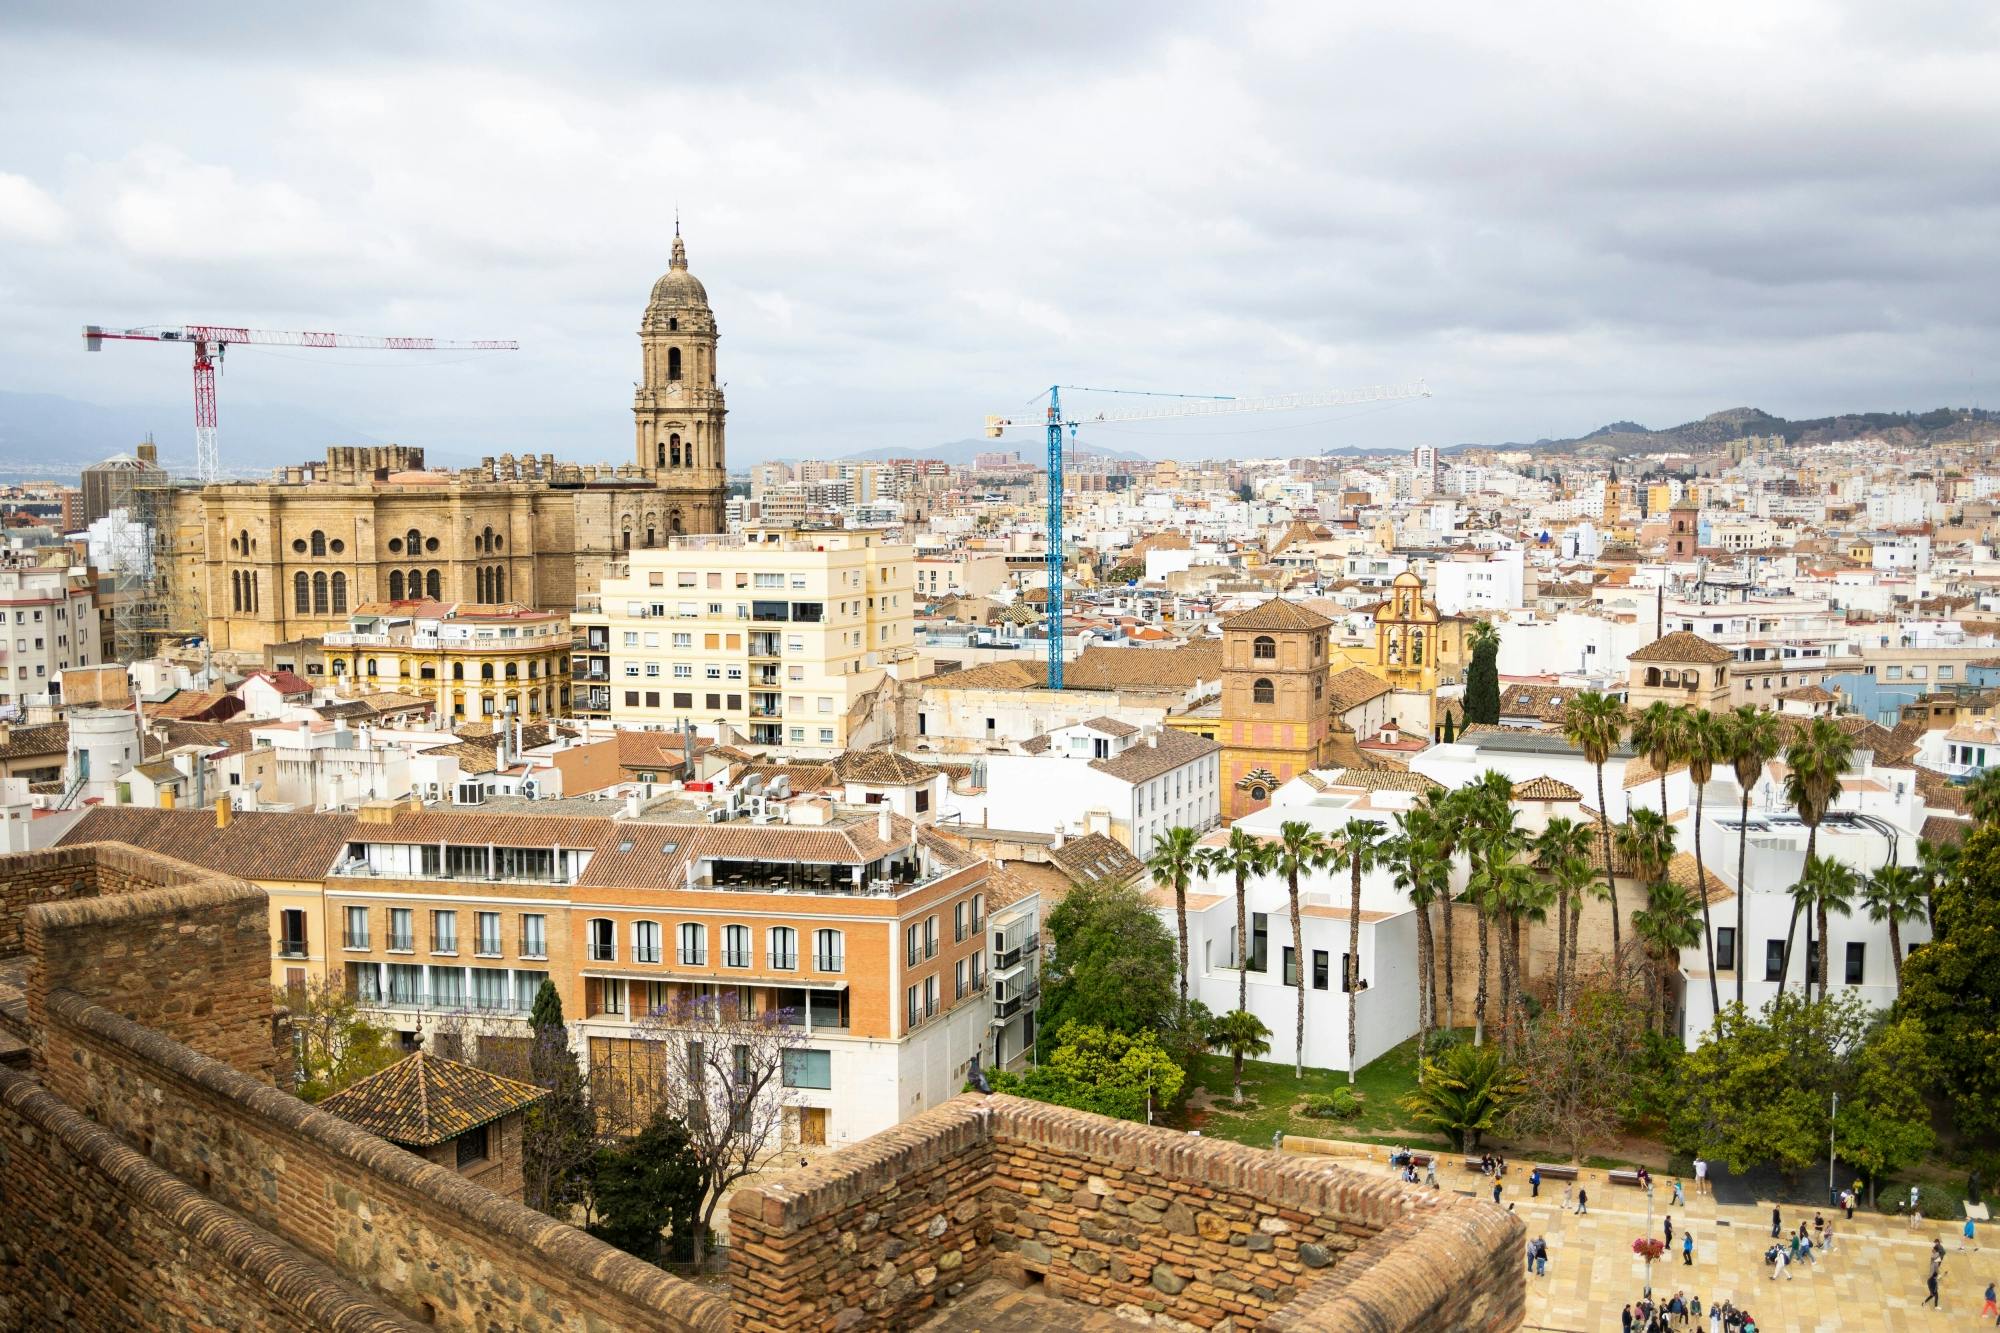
[633,224,727,535]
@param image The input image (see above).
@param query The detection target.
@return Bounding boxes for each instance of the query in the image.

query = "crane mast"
[986,380,1431,689]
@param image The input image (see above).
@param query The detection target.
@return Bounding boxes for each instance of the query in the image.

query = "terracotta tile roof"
[157,719,262,759]
[1497,683,1579,722]
[1064,642,1224,691]
[1048,833,1142,886]
[1326,667,1393,713]
[1077,716,1138,738]
[1667,851,1733,904]
[147,689,238,721]
[56,807,357,882]
[1622,752,1691,788]
[0,720,68,761]
[1019,733,1052,754]
[1628,631,1733,665]
[239,669,313,697]
[1322,768,1443,793]
[919,660,1048,691]
[1220,597,1332,633]
[1921,813,1971,845]
[1512,775,1582,801]
[1915,765,1968,816]
[997,602,1043,627]
[318,1051,545,1147]
[831,749,936,787]
[1776,684,1837,703]
[742,762,837,792]
[1088,729,1220,784]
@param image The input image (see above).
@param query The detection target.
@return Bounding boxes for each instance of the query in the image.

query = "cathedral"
[163,231,730,656]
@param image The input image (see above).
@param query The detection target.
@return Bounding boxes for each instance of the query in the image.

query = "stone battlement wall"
[0,841,189,957]
[729,1094,1525,1333]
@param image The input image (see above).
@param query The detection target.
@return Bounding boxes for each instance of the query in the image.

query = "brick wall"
[729,1098,993,1330]
[729,1094,1525,1333]
[0,1069,422,1333]
[0,841,186,957]
[40,995,729,1332]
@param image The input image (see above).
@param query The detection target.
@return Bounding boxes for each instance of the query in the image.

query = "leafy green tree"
[1039,879,1179,1037]
[1206,1008,1272,1108]
[1562,691,1629,954]
[283,977,401,1103]
[1506,977,1650,1162]
[1439,708,1457,744]
[1399,1042,1525,1150]
[1835,1017,1937,1206]
[521,979,598,1216]
[1664,991,1869,1177]
[1147,825,1204,1007]
[1331,817,1384,1082]
[1463,622,1501,725]
[989,1021,1185,1122]
[1897,823,2000,1139]
[1724,705,1785,1004]
[589,1113,704,1263]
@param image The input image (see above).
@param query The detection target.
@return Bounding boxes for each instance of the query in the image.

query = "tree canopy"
[1039,878,1180,1037]
[1463,623,1501,725]
[590,1113,704,1263]
[1895,822,2000,1138]
[989,1021,1185,1122]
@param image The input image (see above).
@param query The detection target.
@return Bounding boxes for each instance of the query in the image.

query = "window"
[923,915,939,959]
[431,910,458,954]
[588,918,615,962]
[954,901,967,944]
[294,571,310,613]
[629,919,662,963]
[814,928,844,972]
[432,967,464,1009]
[906,985,920,1028]
[280,909,307,957]
[1252,677,1275,704]
[906,923,922,967]
[1250,912,1269,972]
[1282,946,1298,986]
[955,957,968,999]
[1845,941,1865,986]
[724,925,752,968]
[1714,927,1736,971]
[1253,635,1276,660]
[769,926,798,971]
[971,893,985,932]
[678,922,707,966]
[1764,938,1786,982]
[1312,950,1329,990]
[344,906,369,949]
[389,909,414,952]
[475,911,500,956]
[782,1049,832,1089]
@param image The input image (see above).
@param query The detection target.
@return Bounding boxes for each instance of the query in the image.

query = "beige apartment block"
[576,528,914,753]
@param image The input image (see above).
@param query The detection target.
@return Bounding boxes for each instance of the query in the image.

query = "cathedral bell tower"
[634,223,727,535]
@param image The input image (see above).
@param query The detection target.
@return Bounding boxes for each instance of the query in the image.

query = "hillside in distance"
[1460,405,1998,460]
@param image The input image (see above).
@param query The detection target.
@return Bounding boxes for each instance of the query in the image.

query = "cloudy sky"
[3,1,1998,469]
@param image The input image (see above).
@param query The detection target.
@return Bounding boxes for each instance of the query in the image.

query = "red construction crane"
[83,323,519,482]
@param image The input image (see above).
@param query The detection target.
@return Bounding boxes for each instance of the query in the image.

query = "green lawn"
[1183,1030,1466,1149]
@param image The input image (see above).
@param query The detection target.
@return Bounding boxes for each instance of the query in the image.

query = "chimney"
[215,795,233,829]
[624,793,642,819]
[877,806,893,843]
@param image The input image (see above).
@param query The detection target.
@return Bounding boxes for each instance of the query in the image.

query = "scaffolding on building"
[95,439,193,664]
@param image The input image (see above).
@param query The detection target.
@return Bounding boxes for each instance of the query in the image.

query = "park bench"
[1407,1151,1435,1169]
[1463,1157,1484,1172]
[1534,1163,1580,1181]
[1607,1169,1645,1187]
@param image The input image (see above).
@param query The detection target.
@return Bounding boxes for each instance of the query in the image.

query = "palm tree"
[1272,820,1329,1077]
[1724,705,1784,1005]
[1198,826,1273,1019]
[1964,767,2000,825]
[1330,818,1384,1084]
[1206,1008,1273,1108]
[1783,718,1856,995]
[1631,879,1703,1034]
[1630,701,1691,819]
[1682,709,1727,1022]
[1862,864,1926,994]
[1464,798,1523,1047]
[1147,826,1203,1008]
[1386,811,1442,1054]
[1418,786,1463,1030]
[1398,1042,1526,1151]
[1493,854,1552,1050]
[1532,816,1595,1014]
[1613,807,1678,888]
[1808,856,1858,1002]
[1562,690,1629,954]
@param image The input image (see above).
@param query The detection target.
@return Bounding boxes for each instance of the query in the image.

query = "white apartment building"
[577,530,914,755]
[1432,547,1525,616]
[946,719,1222,851]
[0,564,99,714]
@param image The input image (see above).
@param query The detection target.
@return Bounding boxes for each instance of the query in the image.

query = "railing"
[431,932,457,954]
[343,931,370,950]
[520,935,548,960]
[279,940,309,959]
[677,949,707,967]
[388,933,415,952]
[475,936,503,958]
[356,990,532,1015]
[725,951,751,968]
[634,945,662,964]
[771,952,798,971]
[996,935,1039,970]
[814,954,844,973]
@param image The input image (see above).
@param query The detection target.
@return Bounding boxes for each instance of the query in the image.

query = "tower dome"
[648,229,709,310]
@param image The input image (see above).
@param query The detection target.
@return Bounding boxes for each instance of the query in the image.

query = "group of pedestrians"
[1621,1293,1757,1331]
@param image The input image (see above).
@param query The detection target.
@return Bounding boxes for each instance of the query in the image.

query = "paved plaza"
[1284,1139,1999,1331]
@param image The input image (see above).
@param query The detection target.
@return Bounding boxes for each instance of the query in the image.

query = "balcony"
[279,939,309,959]
[993,982,1040,1022]
[343,932,370,950]
[995,934,1040,971]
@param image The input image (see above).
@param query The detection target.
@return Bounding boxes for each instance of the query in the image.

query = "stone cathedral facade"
[164,233,731,657]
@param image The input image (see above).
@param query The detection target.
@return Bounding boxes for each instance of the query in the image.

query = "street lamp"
[1828,1092,1839,1204]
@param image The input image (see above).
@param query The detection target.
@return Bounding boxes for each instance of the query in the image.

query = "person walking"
[1673,1177,1686,1208]
[1822,1219,1834,1252]
[1576,1187,1589,1216]
[1682,1230,1694,1266]
[1923,1267,1942,1308]
[1492,1180,1502,1206]
[1771,1206,1783,1239]
[1530,1166,1541,1198]
[1563,1181,1574,1211]
[1981,1281,1996,1319]
[1772,1247,1790,1281]
[1665,1215,1674,1249]
[1622,1303,1635,1333]
[1965,1217,1980,1251]
[1693,1156,1707,1196]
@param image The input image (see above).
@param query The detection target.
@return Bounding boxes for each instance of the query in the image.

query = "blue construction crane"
[985,380,1431,689]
